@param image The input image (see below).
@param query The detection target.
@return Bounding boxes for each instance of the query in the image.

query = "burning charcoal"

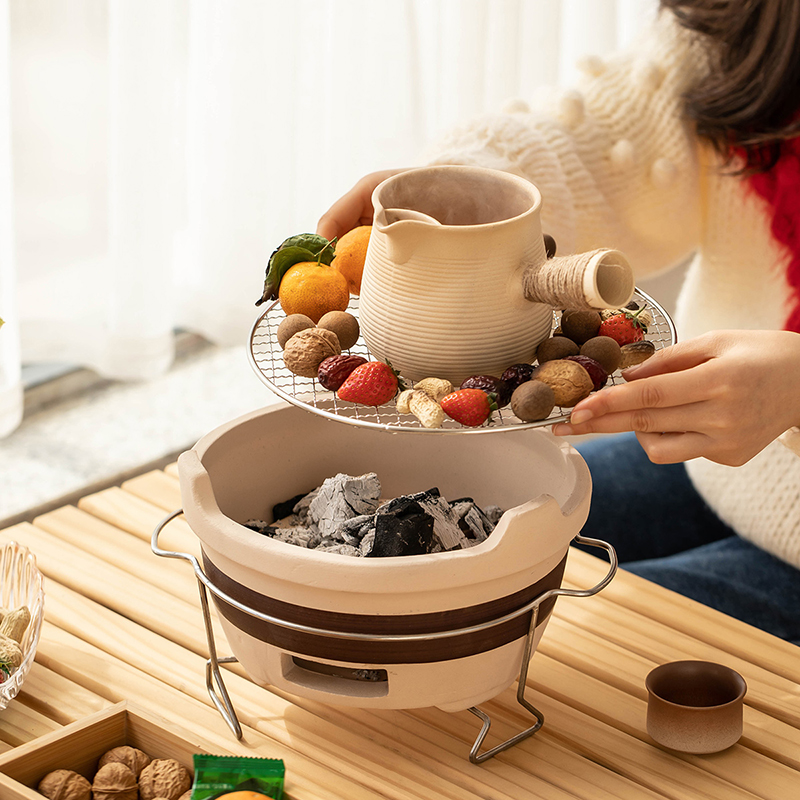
[450,497,496,540]
[337,514,375,546]
[353,669,385,681]
[359,531,375,556]
[366,497,436,557]
[317,543,362,557]
[292,487,320,523]
[484,505,504,526]
[272,512,304,529]
[270,526,321,548]
[244,519,275,535]
[272,492,312,522]
[413,488,472,550]
[318,536,337,548]
[309,473,382,538]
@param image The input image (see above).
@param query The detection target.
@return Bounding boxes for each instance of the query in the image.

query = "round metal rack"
[248,288,676,433]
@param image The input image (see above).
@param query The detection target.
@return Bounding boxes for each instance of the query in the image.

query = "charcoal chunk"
[309,473,382,538]
[269,526,321,548]
[359,531,375,556]
[484,505,504,526]
[366,497,435,557]
[244,519,275,535]
[337,514,375,545]
[271,492,311,522]
[317,543,362,557]
[414,488,471,550]
[450,498,494,541]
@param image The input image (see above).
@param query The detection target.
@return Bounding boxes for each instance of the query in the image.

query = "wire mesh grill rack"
[248,287,676,433]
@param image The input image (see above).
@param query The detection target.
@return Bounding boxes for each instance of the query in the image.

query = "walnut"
[282,327,341,377]
[37,769,92,800]
[92,762,138,800]
[177,793,193,800]
[138,759,192,800]
[98,745,152,778]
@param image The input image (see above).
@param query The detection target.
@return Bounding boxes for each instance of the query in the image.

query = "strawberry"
[337,361,400,406]
[597,308,647,346]
[440,388,496,427]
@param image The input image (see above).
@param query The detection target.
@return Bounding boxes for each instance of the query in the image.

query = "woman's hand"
[316,168,407,241]
[552,330,800,466]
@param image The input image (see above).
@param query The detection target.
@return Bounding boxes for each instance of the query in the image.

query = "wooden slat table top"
[1,466,799,799]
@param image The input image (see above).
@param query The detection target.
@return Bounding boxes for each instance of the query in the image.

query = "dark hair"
[660,0,800,171]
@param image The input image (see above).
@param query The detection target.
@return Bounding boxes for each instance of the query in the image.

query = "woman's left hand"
[552,329,800,466]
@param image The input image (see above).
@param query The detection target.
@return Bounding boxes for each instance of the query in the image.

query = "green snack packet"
[191,754,285,800]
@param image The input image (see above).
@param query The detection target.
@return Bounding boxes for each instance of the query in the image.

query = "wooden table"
[0,464,798,799]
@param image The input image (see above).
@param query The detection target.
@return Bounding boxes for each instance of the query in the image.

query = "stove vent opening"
[283,656,390,699]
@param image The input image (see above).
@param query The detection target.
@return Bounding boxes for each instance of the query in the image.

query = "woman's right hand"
[316,168,407,241]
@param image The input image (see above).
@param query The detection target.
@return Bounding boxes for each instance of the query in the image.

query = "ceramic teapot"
[358,165,635,385]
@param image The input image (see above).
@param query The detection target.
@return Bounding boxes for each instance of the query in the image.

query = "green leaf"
[256,234,335,305]
[280,233,333,260]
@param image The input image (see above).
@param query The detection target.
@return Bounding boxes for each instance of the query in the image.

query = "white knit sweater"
[427,12,800,569]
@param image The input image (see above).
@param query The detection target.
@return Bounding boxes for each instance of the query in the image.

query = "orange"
[278,261,349,324]
[332,225,371,295]
[216,793,272,800]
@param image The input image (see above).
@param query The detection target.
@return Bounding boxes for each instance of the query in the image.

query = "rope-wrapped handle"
[522,248,634,310]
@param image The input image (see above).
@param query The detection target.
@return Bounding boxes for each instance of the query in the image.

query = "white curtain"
[0,0,657,437]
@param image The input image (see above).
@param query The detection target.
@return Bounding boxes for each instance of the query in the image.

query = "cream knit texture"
[427,12,800,569]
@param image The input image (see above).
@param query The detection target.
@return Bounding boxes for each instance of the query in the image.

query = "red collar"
[739,140,800,332]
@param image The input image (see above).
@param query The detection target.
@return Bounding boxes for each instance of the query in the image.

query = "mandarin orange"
[332,225,371,295]
[278,261,349,323]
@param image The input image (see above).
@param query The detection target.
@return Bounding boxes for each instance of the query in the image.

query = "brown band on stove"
[203,552,568,664]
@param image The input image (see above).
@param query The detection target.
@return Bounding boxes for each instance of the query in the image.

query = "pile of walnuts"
[36,745,192,800]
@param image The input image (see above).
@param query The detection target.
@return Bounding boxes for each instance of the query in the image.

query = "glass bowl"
[0,542,45,710]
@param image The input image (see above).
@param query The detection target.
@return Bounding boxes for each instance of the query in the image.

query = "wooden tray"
[0,701,213,799]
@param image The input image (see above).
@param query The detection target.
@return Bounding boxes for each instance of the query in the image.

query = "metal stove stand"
[153,511,617,764]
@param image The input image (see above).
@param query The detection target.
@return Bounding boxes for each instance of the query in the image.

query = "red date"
[318,354,368,391]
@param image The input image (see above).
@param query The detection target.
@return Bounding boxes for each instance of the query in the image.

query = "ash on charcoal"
[317,543,362,557]
[484,505,504,526]
[338,514,375,546]
[270,527,321,549]
[359,530,375,556]
[292,487,319,524]
[308,473,382,538]
[244,519,274,535]
[450,497,496,541]
[366,496,436,557]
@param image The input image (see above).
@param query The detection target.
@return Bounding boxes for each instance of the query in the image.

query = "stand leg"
[198,580,243,739]
[467,604,544,763]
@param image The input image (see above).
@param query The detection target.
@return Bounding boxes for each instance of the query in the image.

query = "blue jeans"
[575,433,800,646]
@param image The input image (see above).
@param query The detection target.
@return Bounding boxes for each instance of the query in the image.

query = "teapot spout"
[373,207,442,265]
[522,248,634,310]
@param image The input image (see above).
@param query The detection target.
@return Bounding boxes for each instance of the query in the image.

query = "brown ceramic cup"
[645,660,747,753]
